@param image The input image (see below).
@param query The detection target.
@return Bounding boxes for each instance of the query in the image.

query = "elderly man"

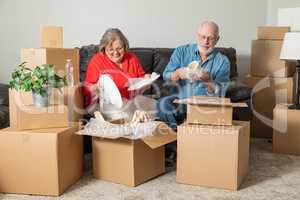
[156,21,230,130]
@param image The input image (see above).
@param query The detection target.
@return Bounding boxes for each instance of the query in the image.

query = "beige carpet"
[1,139,300,200]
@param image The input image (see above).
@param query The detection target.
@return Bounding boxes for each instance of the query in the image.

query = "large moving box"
[0,126,83,196]
[9,87,83,130]
[92,123,176,187]
[273,104,300,155]
[21,48,80,84]
[250,40,295,77]
[244,74,294,138]
[176,121,250,190]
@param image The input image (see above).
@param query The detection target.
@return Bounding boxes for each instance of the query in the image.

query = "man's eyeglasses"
[198,34,216,42]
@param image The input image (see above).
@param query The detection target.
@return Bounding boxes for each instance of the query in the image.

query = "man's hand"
[171,68,189,81]
[192,69,211,82]
[192,70,216,94]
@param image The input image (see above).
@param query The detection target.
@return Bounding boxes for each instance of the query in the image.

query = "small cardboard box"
[273,104,300,155]
[40,26,63,48]
[92,122,177,187]
[257,26,290,40]
[175,96,247,126]
[9,87,83,130]
[21,48,80,84]
[244,74,294,138]
[176,121,250,190]
[251,40,296,77]
[0,126,83,196]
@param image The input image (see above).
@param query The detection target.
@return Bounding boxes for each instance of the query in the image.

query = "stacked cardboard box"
[244,26,295,138]
[175,96,250,190]
[0,26,83,196]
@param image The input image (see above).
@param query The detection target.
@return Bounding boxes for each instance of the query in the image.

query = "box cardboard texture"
[21,48,80,84]
[175,96,247,126]
[244,74,294,138]
[251,40,295,77]
[92,122,177,187]
[0,126,83,196]
[9,87,83,130]
[257,26,290,40]
[40,26,63,48]
[176,121,250,190]
[273,104,300,155]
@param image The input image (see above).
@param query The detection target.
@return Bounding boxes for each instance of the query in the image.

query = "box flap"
[141,122,177,149]
[174,96,232,107]
[174,96,247,108]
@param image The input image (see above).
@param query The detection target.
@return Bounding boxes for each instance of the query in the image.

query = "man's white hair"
[199,21,219,37]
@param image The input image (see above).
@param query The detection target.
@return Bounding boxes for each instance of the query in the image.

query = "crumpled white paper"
[77,113,161,139]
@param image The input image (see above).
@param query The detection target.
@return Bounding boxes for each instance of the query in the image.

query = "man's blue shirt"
[163,43,230,99]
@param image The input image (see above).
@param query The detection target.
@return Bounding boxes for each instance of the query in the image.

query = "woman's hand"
[144,74,151,79]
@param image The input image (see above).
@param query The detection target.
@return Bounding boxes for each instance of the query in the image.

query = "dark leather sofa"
[79,45,252,106]
[0,83,9,129]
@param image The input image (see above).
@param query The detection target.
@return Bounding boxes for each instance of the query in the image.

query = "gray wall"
[267,0,300,25]
[0,0,269,83]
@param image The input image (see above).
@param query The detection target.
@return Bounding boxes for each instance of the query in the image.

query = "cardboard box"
[9,87,84,130]
[273,104,300,155]
[244,74,294,138]
[0,126,83,196]
[9,87,83,130]
[257,26,290,40]
[40,26,63,48]
[251,40,296,77]
[175,96,247,126]
[92,122,177,187]
[176,121,250,190]
[21,48,80,84]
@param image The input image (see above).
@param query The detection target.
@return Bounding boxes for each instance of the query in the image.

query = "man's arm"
[208,58,230,96]
[163,48,188,82]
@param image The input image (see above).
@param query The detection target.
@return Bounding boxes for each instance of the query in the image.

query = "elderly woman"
[83,28,150,109]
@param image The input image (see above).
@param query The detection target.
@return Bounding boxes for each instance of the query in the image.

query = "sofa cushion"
[129,48,154,74]
[0,105,9,128]
[0,84,9,106]
[153,48,174,74]
[215,47,238,79]
[79,45,99,81]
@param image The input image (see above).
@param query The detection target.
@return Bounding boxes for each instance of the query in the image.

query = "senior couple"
[83,21,230,129]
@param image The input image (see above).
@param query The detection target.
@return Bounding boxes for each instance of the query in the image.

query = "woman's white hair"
[99,28,129,52]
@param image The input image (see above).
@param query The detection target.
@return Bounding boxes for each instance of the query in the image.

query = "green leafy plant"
[9,62,67,97]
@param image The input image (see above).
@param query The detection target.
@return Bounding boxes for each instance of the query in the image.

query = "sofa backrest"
[79,45,238,82]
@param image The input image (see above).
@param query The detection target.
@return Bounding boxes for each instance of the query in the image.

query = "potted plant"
[9,62,67,107]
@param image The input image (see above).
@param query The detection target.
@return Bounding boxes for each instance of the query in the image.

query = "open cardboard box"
[175,96,247,126]
[92,121,176,187]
